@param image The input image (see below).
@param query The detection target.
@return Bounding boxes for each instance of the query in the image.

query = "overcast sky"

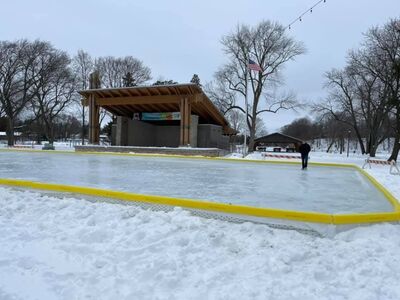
[1,0,399,131]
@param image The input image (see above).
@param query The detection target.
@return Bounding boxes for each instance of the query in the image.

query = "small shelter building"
[254,132,303,152]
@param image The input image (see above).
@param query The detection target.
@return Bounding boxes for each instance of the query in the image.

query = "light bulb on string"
[285,0,327,30]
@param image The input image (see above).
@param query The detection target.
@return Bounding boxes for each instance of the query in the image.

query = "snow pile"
[1,187,400,300]
[224,152,243,159]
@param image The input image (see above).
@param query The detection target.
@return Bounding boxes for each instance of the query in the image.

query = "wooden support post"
[88,72,101,144]
[88,94,100,144]
[180,97,191,146]
[185,99,191,145]
[180,98,185,146]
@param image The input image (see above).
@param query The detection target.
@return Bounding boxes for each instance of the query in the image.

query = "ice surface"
[0,151,393,214]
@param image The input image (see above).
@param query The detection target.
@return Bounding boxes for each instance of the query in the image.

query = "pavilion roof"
[255,132,303,144]
[79,83,236,135]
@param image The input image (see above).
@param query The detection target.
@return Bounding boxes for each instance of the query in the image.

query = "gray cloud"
[1,0,399,131]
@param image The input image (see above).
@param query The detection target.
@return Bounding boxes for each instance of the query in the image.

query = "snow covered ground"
[1,187,400,300]
[0,141,78,151]
[1,150,400,299]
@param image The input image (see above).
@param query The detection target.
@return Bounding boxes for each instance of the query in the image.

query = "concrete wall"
[75,145,226,157]
[127,120,156,146]
[116,116,181,147]
[115,115,228,149]
[155,126,180,147]
[116,116,129,146]
[190,115,198,147]
[111,124,117,146]
[197,124,229,149]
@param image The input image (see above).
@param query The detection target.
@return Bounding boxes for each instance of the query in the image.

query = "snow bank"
[224,152,243,159]
[1,187,400,300]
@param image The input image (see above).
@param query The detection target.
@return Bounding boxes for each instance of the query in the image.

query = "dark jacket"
[299,143,311,156]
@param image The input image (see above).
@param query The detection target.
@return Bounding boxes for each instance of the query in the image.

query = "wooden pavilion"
[79,78,235,147]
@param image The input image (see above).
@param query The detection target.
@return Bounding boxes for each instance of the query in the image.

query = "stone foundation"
[74,145,227,157]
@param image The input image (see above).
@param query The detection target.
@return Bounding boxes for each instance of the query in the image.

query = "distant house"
[254,132,303,152]
[0,131,21,141]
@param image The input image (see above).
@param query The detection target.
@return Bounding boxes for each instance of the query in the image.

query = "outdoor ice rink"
[0,150,393,214]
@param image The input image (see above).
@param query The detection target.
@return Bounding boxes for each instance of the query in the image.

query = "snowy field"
[1,187,400,300]
[0,141,77,151]
[0,150,394,214]
[1,149,400,299]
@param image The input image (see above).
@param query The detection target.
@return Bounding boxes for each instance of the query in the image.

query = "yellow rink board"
[0,148,399,225]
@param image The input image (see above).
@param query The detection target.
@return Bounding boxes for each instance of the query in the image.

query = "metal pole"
[244,69,248,156]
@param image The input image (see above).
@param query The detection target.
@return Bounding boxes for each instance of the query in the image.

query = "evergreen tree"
[152,79,178,85]
[190,74,201,86]
[122,72,135,87]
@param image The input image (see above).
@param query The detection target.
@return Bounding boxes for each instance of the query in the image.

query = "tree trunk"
[44,120,54,144]
[389,135,400,161]
[326,139,335,152]
[369,145,377,157]
[81,106,85,145]
[354,130,366,154]
[6,116,15,146]
[49,124,54,144]
[388,110,400,161]
[339,137,344,154]
[367,133,379,157]
[248,122,256,152]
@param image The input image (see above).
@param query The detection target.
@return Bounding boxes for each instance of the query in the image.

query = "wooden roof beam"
[96,95,187,106]
[103,105,126,117]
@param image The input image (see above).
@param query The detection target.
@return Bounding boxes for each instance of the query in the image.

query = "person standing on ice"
[299,141,311,170]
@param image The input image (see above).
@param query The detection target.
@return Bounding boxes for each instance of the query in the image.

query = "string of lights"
[286,0,327,30]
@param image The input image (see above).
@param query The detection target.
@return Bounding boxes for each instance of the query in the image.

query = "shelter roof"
[79,83,235,135]
[255,132,303,144]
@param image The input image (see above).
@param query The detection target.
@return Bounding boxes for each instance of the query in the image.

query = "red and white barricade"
[261,153,300,160]
[10,145,34,149]
[362,157,400,175]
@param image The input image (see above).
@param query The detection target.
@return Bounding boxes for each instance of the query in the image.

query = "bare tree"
[281,117,318,141]
[315,19,399,157]
[0,40,45,146]
[315,67,368,154]
[205,80,236,115]
[215,21,305,150]
[255,117,268,138]
[95,56,151,88]
[30,44,76,144]
[72,50,94,145]
[226,110,245,134]
[51,113,81,141]
[350,19,400,160]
